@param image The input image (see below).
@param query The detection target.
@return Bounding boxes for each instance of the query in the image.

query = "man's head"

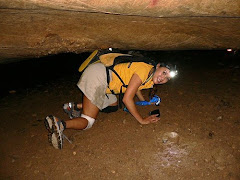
[152,63,178,84]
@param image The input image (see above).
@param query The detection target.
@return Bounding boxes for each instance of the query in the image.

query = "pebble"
[64,172,70,176]
[26,162,32,168]
[73,151,77,155]
[216,166,225,170]
[162,132,180,144]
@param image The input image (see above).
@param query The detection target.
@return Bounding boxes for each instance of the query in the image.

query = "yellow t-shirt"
[106,62,154,94]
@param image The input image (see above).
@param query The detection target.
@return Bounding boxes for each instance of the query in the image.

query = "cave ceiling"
[0,0,240,63]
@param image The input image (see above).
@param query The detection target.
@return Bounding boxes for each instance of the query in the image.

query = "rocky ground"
[0,51,239,179]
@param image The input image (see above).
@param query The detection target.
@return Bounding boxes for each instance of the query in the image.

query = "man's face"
[153,66,171,84]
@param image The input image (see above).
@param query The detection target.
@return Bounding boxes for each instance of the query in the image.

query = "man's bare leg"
[65,95,99,130]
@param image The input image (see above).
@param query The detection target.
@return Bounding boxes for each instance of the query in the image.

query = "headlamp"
[170,70,178,78]
[161,63,178,78]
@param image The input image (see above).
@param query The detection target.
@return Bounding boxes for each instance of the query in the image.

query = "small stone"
[73,151,77,155]
[208,132,214,138]
[26,162,32,168]
[162,138,168,144]
[111,170,116,174]
[64,172,70,176]
[216,166,225,170]
[162,132,180,144]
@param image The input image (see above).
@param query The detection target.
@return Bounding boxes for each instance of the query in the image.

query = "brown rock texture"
[0,0,240,63]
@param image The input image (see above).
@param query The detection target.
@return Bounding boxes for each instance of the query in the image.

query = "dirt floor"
[0,51,240,179]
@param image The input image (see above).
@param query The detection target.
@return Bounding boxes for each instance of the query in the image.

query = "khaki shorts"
[77,63,117,110]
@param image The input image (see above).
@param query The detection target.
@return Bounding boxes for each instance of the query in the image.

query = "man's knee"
[81,114,95,130]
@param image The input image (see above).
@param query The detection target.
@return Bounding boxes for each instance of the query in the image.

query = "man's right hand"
[139,115,160,124]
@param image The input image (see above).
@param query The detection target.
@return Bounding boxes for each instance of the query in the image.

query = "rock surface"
[0,0,240,63]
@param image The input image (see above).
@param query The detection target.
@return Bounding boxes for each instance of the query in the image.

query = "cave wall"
[0,0,240,63]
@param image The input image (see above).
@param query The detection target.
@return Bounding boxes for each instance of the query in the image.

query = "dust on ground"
[0,51,240,179]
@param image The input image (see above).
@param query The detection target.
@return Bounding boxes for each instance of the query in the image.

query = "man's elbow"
[122,96,127,105]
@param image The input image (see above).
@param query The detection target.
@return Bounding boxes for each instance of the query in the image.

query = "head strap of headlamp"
[160,63,178,77]
[160,63,174,70]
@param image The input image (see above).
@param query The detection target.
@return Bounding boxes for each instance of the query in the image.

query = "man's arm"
[123,74,159,124]
[136,90,145,101]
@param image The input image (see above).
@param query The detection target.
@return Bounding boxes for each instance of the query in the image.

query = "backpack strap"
[142,67,155,86]
[114,55,156,67]
[106,67,116,95]
[106,66,127,109]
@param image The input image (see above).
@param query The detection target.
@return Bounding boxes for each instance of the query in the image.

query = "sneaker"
[63,102,81,119]
[44,115,64,149]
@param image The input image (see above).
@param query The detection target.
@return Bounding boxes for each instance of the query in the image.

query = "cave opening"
[0,50,239,97]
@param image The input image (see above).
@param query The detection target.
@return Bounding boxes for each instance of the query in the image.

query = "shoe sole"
[44,116,54,144]
[45,115,63,149]
[44,116,53,132]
